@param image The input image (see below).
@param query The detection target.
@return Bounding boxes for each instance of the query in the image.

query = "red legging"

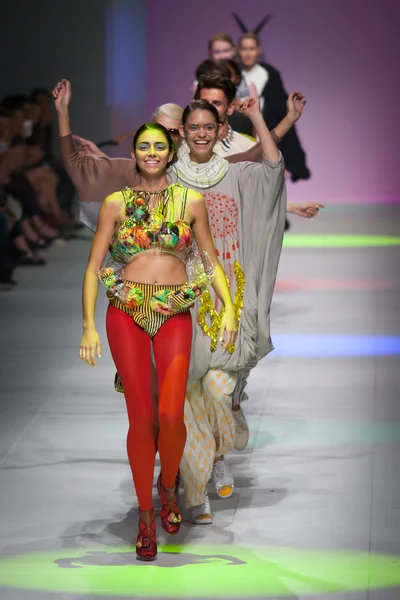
[106,304,192,511]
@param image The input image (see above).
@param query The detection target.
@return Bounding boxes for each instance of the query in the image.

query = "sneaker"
[191,492,213,524]
[233,406,250,450]
[212,459,234,499]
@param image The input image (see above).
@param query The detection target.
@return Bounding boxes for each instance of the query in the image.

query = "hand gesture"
[79,327,102,367]
[288,202,325,219]
[52,79,71,113]
[286,91,306,124]
[72,135,107,158]
[219,306,238,350]
[239,97,261,116]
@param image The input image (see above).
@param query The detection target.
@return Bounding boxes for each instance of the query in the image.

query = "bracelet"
[271,129,282,144]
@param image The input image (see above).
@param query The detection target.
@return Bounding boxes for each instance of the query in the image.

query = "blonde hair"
[208,33,235,53]
[152,103,183,123]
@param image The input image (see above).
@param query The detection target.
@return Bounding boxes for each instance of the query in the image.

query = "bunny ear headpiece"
[232,12,273,34]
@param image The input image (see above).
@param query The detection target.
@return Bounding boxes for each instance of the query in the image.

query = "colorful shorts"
[105,279,201,338]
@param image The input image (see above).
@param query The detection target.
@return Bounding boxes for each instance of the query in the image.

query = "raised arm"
[226,141,262,164]
[52,79,109,192]
[72,135,109,159]
[190,191,238,349]
[52,79,72,137]
[52,79,137,219]
[226,91,307,164]
[273,91,306,143]
[239,98,279,161]
[79,193,121,367]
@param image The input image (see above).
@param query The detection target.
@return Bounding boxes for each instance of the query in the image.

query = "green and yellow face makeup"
[132,129,173,174]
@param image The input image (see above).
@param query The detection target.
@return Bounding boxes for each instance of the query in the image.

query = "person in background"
[238,32,310,183]
[208,33,236,61]
[190,59,232,99]
[86,103,185,154]
[219,58,257,137]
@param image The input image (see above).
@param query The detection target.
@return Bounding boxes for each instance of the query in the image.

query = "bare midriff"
[122,250,188,286]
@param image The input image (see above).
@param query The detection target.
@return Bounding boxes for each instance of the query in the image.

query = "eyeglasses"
[185,123,218,134]
[167,128,180,138]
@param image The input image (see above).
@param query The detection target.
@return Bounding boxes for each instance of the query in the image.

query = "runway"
[0,203,399,600]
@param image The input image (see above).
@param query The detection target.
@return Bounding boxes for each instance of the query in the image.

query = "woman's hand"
[219,306,238,350]
[287,201,325,219]
[286,90,307,124]
[52,79,71,113]
[72,135,108,158]
[239,97,261,116]
[79,327,102,367]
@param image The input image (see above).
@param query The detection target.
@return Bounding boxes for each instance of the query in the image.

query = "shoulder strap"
[180,186,188,219]
[121,187,131,206]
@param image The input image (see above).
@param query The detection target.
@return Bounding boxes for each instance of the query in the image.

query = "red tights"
[106,304,192,511]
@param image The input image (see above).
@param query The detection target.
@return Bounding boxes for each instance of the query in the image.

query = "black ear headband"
[232,13,272,34]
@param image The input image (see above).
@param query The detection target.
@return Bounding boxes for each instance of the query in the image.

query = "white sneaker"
[212,458,234,498]
[233,406,250,450]
[191,492,213,524]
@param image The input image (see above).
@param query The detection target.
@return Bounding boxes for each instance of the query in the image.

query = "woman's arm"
[52,79,72,137]
[287,201,324,218]
[273,91,306,143]
[226,91,307,164]
[52,78,136,225]
[80,193,121,366]
[53,79,109,192]
[226,141,262,164]
[190,191,238,348]
[72,135,110,159]
[239,98,279,161]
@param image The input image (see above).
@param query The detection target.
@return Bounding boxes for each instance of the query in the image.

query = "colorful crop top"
[109,183,193,266]
[99,183,215,308]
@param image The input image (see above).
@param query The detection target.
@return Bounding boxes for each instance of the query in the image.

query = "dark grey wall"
[0,0,109,144]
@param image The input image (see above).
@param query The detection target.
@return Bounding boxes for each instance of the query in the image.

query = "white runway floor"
[0,204,399,600]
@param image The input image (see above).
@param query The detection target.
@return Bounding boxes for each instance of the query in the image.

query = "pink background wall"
[147,0,400,204]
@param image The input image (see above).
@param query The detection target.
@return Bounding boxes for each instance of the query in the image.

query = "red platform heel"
[157,473,182,536]
[136,508,157,561]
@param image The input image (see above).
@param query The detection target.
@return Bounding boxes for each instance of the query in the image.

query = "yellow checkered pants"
[180,369,237,508]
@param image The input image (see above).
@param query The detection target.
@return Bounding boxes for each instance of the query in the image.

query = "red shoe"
[136,509,157,561]
[157,473,182,536]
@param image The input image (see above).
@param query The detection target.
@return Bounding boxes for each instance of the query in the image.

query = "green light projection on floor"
[249,416,400,449]
[283,235,400,248]
[0,545,399,597]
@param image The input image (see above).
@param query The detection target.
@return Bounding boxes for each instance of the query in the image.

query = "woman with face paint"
[53,80,237,561]
[52,80,289,523]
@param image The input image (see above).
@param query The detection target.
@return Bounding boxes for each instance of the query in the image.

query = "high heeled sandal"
[157,473,182,536]
[136,508,157,561]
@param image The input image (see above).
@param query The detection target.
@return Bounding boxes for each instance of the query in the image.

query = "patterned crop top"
[109,183,193,265]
